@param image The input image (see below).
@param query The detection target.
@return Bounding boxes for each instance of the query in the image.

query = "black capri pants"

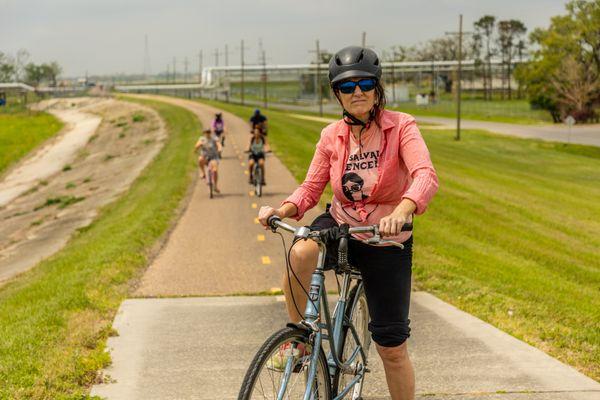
[308,212,413,347]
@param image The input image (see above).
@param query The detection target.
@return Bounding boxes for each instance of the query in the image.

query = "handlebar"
[266,216,412,248]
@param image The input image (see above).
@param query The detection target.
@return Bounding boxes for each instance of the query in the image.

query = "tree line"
[382,15,527,101]
[516,0,599,123]
[0,49,62,87]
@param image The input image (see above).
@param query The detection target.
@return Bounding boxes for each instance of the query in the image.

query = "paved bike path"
[91,96,599,399]
[91,295,599,399]
[127,94,323,296]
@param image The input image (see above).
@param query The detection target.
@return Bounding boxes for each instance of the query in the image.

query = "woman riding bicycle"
[194,128,221,193]
[212,112,226,147]
[247,126,270,185]
[258,46,438,400]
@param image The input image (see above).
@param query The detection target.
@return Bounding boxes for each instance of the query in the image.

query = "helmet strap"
[343,109,376,149]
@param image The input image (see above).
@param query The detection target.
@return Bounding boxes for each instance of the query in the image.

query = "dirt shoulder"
[0,97,167,284]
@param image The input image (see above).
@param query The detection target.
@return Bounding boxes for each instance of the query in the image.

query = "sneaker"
[267,342,310,373]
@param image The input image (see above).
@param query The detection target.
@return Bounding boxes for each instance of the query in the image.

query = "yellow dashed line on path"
[254,218,260,224]
[248,191,255,197]
[261,256,272,265]
[257,234,265,242]
[244,170,249,175]
[251,203,257,209]
[241,162,246,167]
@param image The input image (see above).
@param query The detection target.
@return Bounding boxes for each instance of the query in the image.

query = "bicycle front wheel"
[333,283,370,399]
[255,166,263,197]
[238,327,331,400]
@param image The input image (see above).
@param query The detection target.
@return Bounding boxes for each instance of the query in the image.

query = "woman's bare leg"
[282,240,319,322]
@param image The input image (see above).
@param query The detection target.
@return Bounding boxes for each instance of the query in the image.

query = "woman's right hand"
[258,206,283,227]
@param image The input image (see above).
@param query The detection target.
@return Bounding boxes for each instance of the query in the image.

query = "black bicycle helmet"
[329,46,382,86]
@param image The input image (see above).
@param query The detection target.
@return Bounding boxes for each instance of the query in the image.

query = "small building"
[0,82,35,106]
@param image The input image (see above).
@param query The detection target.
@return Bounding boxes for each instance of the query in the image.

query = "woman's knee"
[288,240,318,275]
[376,342,410,367]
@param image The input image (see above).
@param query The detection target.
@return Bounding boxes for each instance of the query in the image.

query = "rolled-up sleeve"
[399,119,439,214]
[282,131,332,220]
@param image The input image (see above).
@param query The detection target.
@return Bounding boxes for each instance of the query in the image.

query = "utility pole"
[361,31,366,47]
[214,48,222,67]
[224,44,230,66]
[166,64,170,83]
[261,50,268,108]
[457,15,463,140]
[238,39,249,105]
[446,15,472,141]
[309,40,324,116]
[391,59,396,104]
[184,56,189,83]
[198,50,203,83]
[172,57,176,83]
[143,34,151,80]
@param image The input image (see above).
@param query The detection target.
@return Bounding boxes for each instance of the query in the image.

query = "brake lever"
[362,226,404,248]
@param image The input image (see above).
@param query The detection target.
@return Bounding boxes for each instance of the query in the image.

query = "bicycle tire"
[238,327,331,400]
[208,169,214,199]
[256,166,263,197]
[332,283,370,399]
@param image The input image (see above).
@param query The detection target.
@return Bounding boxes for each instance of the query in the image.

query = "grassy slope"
[200,99,600,380]
[0,98,199,399]
[0,111,64,175]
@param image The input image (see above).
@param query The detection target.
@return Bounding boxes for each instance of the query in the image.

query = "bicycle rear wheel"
[238,327,331,400]
[332,283,370,399]
[208,169,214,199]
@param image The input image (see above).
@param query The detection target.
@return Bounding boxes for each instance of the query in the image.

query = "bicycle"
[238,216,412,400]
[207,165,216,199]
[247,151,270,198]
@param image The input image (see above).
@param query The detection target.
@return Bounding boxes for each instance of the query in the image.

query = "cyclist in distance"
[194,128,221,193]
[249,108,268,135]
[212,112,226,147]
[258,46,438,400]
[247,126,270,184]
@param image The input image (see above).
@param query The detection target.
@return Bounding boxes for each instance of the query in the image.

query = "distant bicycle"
[246,151,270,197]
[246,128,270,197]
[194,128,221,199]
[207,166,216,199]
[237,216,412,400]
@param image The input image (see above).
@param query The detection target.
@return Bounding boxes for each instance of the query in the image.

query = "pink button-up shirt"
[284,109,439,243]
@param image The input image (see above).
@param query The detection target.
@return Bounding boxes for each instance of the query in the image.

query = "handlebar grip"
[267,215,281,229]
[401,223,413,232]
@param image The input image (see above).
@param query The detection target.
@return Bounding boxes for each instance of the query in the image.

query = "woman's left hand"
[379,210,409,237]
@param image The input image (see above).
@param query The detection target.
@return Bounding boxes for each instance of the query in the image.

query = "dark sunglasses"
[336,78,377,94]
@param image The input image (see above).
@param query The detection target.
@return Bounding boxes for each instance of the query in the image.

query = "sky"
[1,0,570,77]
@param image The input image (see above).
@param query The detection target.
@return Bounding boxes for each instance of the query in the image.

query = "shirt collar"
[336,109,394,137]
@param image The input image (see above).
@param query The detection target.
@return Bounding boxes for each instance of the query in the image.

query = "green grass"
[200,99,600,380]
[390,98,553,124]
[0,111,63,176]
[0,98,199,399]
